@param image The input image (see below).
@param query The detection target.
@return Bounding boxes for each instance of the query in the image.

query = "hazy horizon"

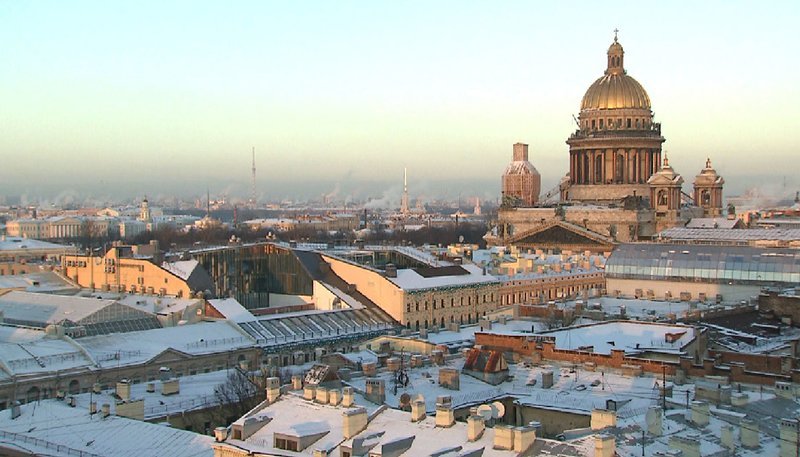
[2,1,799,202]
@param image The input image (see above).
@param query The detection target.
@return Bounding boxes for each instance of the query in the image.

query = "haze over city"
[2,1,799,202]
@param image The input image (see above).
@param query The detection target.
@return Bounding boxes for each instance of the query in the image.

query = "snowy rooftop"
[0,325,93,378]
[659,227,800,242]
[0,236,73,252]
[208,297,257,323]
[0,291,118,325]
[388,263,499,291]
[0,399,213,457]
[225,392,351,455]
[561,296,714,319]
[0,271,78,294]
[72,369,237,420]
[161,259,199,280]
[78,321,256,368]
[539,321,696,355]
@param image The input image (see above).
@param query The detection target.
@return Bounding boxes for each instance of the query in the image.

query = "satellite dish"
[477,404,493,421]
[491,401,506,419]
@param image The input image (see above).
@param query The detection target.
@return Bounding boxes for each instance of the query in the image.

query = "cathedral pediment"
[506,220,615,250]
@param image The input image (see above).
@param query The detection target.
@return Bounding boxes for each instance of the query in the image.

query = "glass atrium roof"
[606,244,800,285]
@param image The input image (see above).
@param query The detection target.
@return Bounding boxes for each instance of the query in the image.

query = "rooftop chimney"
[342,407,368,439]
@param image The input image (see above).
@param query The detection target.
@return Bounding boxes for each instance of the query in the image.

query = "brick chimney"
[342,407,368,439]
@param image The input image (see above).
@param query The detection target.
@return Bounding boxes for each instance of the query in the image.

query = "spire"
[401,167,410,215]
[606,29,625,76]
[250,147,257,207]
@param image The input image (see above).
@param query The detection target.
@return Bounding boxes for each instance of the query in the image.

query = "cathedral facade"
[493,34,724,251]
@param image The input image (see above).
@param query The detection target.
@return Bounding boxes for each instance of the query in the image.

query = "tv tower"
[249,147,257,207]
[400,167,410,215]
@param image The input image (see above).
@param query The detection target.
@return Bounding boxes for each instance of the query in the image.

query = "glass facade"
[606,244,800,285]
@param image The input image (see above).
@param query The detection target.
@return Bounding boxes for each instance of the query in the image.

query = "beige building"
[323,255,501,331]
[62,244,209,297]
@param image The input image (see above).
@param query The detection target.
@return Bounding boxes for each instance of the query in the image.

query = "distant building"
[493,34,723,251]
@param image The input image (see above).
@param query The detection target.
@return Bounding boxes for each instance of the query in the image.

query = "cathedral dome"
[580,34,651,111]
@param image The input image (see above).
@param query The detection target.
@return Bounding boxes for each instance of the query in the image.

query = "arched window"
[701,190,711,205]
[658,190,668,206]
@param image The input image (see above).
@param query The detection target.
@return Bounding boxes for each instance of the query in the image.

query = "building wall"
[323,255,405,321]
[63,249,192,297]
[606,278,760,304]
[499,272,605,305]
[401,282,500,330]
[759,292,800,324]
[517,404,590,437]
[499,206,656,243]
[0,347,261,411]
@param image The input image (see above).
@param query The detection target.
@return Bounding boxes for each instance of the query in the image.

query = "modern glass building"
[606,243,800,286]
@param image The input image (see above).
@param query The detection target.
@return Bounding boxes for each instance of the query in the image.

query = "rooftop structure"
[0,290,161,337]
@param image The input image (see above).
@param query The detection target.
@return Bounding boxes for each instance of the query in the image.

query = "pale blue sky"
[1,1,798,201]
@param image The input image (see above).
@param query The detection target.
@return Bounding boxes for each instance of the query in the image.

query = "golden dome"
[580,35,651,111]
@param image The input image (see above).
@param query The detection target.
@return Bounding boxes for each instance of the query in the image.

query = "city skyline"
[2,1,799,201]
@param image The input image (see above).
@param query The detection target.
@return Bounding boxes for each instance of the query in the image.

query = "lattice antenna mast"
[250,147,257,207]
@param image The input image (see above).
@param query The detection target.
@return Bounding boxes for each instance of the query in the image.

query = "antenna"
[250,147,257,207]
[206,187,210,218]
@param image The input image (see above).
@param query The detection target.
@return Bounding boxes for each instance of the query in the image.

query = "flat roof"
[538,321,696,355]
[0,400,213,457]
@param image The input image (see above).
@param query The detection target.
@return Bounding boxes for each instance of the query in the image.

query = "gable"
[149,347,192,364]
[508,221,614,249]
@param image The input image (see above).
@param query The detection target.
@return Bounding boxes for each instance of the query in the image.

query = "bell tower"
[693,158,724,217]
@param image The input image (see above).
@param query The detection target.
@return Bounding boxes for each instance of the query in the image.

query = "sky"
[1,1,799,203]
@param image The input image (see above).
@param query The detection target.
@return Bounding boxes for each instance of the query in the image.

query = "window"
[627,118,631,128]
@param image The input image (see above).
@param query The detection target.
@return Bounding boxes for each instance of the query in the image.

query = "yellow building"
[62,244,213,298]
[324,254,501,330]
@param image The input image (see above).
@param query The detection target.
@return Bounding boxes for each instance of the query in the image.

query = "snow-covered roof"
[78,321,256,368]
[161,259,199,280]
[207,298,256,323]
[0,291,118,325]
[72,370,237,420]
[0,399,213,457]
[388,263,499,291]
[0,236,73,252]
[659,227,800,242]
[685,217,740,229]
[539,321,696,355]
[0,325,94,377]
[0,271,78,293]
[226,393,349,455]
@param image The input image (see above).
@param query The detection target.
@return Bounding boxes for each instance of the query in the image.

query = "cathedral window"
[658,190,668,206]
[591,119,596,129]
[636,119,641,128]
[599,119,604,129]
[627,118,632,128]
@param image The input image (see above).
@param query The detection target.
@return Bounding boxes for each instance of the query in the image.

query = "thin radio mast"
[250,147,257,207]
